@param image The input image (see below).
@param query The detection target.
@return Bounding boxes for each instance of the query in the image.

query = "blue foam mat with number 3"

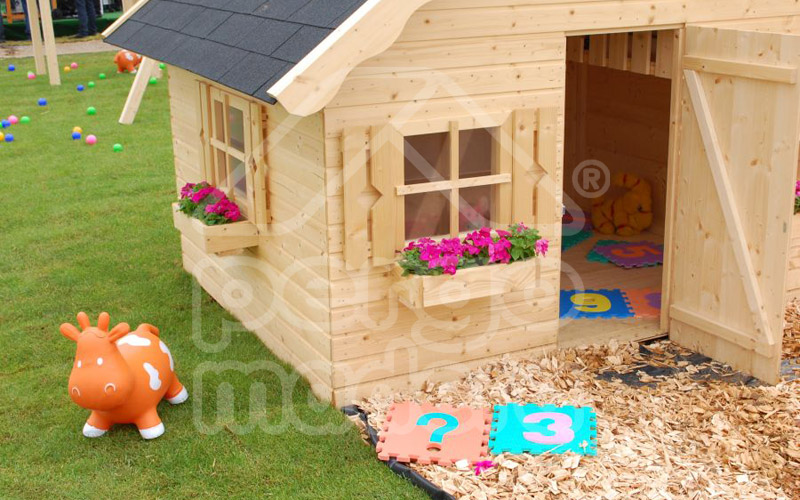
[489,404,597,456]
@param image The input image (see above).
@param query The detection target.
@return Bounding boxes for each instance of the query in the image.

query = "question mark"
[416,412,459,451]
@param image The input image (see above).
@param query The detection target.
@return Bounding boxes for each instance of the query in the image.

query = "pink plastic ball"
[27,72,36,80]
[8,115,18,125]
[70,62,79,69]
[85,135,97,145]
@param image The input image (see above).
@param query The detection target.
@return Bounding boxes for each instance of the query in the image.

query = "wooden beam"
[683,69,775,346]
[683,55,797,84]
[655,30,674,78]
[448,121,459,236]
[37,0,59,86]
[670,305,777,357]
[369,124,404,265]
[342,127,370,270]
[396,173,511,196]
[119,58,157,124]
[630,31,653,75]
[25,0,46,75]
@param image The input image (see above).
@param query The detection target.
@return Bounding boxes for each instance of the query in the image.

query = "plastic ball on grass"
[73,126,82,134]
[70,62,79,69]
[85,135,97,145]
[38,98,47,106]
[159,63,166,70]
[8,115,18,125]
[87,107,97,116]
[72,132,82,140]
[27,72,36,80]
[20,116,30,124]
[4,134,14,142]
[99,73,106,80]
[113,143,123,153]
[88,81,95,88]
[1,120,9,128]
[64,66,71,73]
[148,77,158,85]
[8,64,15,72]
[77,84,85,92]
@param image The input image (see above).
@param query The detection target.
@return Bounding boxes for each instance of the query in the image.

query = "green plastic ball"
[20,116,30,124]
[87,107,97,116]
[159,63,165,70]
[99,73,106,80]
[148,77,158,85]
[88,81,95,88]
[113,143,123,153]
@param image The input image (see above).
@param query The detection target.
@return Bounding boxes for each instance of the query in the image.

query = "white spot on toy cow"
[143,363,162,391]
[77,360,82,368]
[116,334,151,347]
[159,341,174,372]
[125,53,134,61]
[97,357,104,366]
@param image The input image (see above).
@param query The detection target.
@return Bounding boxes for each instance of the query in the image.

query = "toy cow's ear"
[97,312,110,332]
[60,323,81,342]
[108,323,131,343]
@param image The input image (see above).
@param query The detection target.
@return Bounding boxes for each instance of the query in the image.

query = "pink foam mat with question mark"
[622,288,662,318]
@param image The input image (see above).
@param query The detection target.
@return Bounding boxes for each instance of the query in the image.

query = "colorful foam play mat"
[559,289,634,319]
[377,402,597,466]
[562,228,593,252]
[586,240,626,263]
[623,288,662,318]
[593,241,664,269]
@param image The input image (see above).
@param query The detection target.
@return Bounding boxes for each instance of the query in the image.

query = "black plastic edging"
[341,405,456,500]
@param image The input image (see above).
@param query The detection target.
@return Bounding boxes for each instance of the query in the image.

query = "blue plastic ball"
[1,120,9,128]
[4,134,14,142]
[8,65,15,72]
[71,132,82,140]
[38,98,47,106]
[77,85,85,92]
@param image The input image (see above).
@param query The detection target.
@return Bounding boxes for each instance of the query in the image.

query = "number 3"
[523,412,575,445]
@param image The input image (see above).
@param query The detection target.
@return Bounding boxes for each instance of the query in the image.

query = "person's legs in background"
[0,11,5,43]
[21,0,30,40]
[74,0,97,37]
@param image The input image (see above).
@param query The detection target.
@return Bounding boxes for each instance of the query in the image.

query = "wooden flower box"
[172,203,259,254]
[392,258,546,309]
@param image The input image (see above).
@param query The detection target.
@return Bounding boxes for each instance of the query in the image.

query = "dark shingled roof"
[105,0,369,103]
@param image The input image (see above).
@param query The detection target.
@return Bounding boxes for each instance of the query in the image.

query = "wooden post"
[37,0,60,85]
[119,57,157,124]
[25,0,46,75]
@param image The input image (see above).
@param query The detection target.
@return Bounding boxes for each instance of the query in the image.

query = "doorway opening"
[560,30,676,348]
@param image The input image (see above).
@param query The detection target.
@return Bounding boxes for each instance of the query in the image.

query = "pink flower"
[495,229,511,239]
[515,222,528,232]
[535,238,549,257]
[180,183,196,199]
[489,237,511,263]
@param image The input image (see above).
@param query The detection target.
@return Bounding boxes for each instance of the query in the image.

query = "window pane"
[215,149,228,190]
[230,155,248,215]
[405,191,450,240]
[404,132,450,185]
[228,106,245,152]
[459,128,496,179]
[213,100,225,142]
[459,185,493,233]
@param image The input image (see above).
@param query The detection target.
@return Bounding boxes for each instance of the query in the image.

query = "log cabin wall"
[168,68,334,401]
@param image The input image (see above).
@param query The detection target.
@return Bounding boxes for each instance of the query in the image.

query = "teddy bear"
[591,173,654,236]
[114,50,143,74]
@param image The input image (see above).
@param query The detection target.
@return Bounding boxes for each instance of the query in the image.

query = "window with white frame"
[400,124,511,240]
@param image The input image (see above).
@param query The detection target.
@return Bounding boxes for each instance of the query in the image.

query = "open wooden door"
[669,25,800,384]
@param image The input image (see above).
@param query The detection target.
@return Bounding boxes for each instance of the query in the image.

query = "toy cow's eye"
[77,360,82,368]
[97,358,104,366]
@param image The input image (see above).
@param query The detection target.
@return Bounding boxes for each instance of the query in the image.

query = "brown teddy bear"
[591,173,654,236]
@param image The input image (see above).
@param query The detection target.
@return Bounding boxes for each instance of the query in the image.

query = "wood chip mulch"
[355,303,800,499]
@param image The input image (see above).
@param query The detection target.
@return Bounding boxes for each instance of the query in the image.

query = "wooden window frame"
[397,121,512,240]
[199,84,257,221]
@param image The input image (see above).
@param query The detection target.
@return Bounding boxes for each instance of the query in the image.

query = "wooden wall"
[168,69,334,401]
[323,19,567,404]
[564,61,672,235]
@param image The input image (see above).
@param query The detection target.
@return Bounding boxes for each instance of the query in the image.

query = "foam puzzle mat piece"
[489,404,597,456]
[587,240,626,263]
[623,288,662,318]
[559,289,634,319]
[376,401,491,466]
[561,228,593,252]
[594,241,664,269]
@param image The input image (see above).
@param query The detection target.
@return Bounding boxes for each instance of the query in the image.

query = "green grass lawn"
[0,52,426,500]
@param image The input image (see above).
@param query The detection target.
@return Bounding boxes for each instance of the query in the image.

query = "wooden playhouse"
[105,0,800,404]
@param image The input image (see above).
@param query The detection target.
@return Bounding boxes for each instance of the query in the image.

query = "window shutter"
[512,107,560,240]
[342,127,370,270]
[249,102,268,229]
[369,124,404,266]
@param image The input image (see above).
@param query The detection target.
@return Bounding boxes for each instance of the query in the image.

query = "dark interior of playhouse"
[561,30,675,348]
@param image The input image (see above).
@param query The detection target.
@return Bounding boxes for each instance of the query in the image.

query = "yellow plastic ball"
[73,126,83,134]
[64,66,71,73]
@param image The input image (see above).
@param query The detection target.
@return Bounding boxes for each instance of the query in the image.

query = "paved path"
[0,39,114,59]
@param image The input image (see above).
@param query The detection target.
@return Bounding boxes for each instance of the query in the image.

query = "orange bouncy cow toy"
[113,50,143,73]
[60,312,187,439]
